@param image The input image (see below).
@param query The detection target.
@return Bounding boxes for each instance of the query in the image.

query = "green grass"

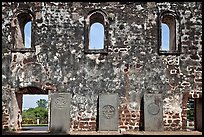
[22,124,48,127]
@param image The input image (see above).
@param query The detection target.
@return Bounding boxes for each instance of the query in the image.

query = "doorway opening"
[186,98,195,131]
[16,87,49,132]
[22,94,48,125]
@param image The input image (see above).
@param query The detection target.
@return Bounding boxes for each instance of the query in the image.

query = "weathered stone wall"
[2,2,202,131]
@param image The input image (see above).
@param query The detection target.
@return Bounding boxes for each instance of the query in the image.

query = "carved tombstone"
[98,93,118,131]
[144,94,164,131]
[50,93,71,134]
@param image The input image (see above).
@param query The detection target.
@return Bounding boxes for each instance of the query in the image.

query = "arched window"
[24,21,32,48]
[11,10,35,51]
[85,10,109,54]
[158,11,181,55]
[161,23,170,51]
[89,22,104,49]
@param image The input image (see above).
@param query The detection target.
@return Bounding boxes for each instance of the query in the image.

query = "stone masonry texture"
[2,2,202,132]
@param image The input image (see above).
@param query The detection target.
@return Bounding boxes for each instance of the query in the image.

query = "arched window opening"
[17,12,32,49]
[24,21,32,48]
[84,10,109,54]
[159,11,180,55]
[161,23,170,51]
[12,10,34,51]
[89,22,104,49]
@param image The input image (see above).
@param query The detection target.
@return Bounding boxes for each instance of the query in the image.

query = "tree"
[36,99,48,108]
[22,99,48,124]
[22,108,37,124]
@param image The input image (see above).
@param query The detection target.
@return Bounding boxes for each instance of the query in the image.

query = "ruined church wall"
[2,2,202,131]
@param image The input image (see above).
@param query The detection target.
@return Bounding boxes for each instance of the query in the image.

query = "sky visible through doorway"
[23,22,169,109]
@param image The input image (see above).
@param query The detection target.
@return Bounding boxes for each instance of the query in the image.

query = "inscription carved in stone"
[147,103,160,115]
[54,96,66,108]
[102,105,115,119]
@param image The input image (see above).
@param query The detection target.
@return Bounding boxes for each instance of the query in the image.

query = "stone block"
[50,93,71,134]
[144,94,164,131]
[98,93,118,131]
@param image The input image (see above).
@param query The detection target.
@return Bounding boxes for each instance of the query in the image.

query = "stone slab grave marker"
[99,93,118,131]
[144,93,164,131]
[50,93,71,134]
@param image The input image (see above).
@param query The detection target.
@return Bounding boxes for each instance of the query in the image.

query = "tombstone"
[50,93,71,134]
[144,94,164,131]
[98,93,118,131]
[37,118,40,125]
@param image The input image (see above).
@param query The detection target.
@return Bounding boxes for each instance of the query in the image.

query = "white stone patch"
[160,75,166,81]
[7,34,12,42]
[112,79,119,83]
[112,61,119,66]
[71,49,76,54]
[2,19,10,30]
[79,83,83,88]
[70,77,76,81]
[121,50,129,57]
[163,95,182,113]
[136,24,142,29]
[8,10,13,16]
[111,37,117,46]
[78,43,83,49]
[147,13,157,25]
[63,77,68,83]
[19,82,32,88]
[136,5,144,11]
[185,10,191,18]
[190,17,197,23]
[76,53,82,59]
[12,53,24,63]
[152,68,160,73]
[2,75,6,79]
[121,64,127,72]
[53,56,58,61]
[120,5,125,9]
[52,2,59,5]
[181,34,189,41]
[35,45,41,55]
[86,54,99,60]
[128,102,139,110]
[96,58,105,64]
[79,17,84,25]
[170,69,177,74]
[56,27,62,34]
[24,52,32,57]
[113,67,120,75]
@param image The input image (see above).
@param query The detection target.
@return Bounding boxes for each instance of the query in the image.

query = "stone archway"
[10,62,57,131]
[15,86,49,130]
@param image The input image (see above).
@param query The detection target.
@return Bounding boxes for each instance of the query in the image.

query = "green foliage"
[33,107,48,118]
[187,109,194,121]
[22,99,48,124]
[187,99,195,121]
[36,99,48,108]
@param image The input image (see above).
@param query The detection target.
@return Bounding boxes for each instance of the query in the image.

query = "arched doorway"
[15,86,50,132]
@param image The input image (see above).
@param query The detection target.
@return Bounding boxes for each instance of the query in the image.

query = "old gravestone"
[50,93,71,134]
[98,93,118,131]
[144,94,164,131]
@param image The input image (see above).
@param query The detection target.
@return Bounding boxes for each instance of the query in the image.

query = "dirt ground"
[70,130,202,135]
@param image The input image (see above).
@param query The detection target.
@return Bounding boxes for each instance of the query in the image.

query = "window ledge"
[158,50,181,55]
[84,49,108,54]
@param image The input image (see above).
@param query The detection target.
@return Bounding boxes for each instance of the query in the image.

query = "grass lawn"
[22,124,48,127]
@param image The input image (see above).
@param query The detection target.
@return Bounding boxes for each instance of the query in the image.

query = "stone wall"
[2,2,202,131]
